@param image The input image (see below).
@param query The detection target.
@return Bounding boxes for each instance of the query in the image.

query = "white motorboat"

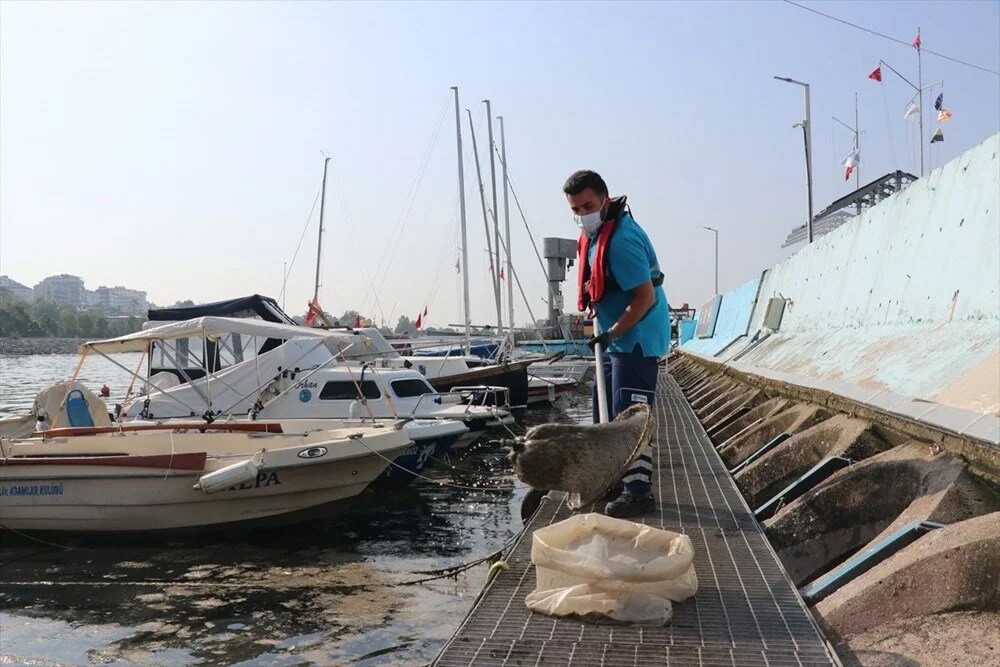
[327,328,534,415]
[527,357,593,384]
[527,374,579,405]
[120,318,513,455]
[0,421,412,532]
[145,296,536,415]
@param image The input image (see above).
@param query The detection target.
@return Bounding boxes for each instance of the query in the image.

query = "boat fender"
[36,408,49,431]
[193,450,265,494]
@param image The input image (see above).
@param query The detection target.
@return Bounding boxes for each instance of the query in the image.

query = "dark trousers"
[592,344,658,494]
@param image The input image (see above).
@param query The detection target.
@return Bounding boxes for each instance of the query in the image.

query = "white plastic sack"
[525,513,698,625]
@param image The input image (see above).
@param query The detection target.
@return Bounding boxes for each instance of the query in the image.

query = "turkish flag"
[305,299,322,326]
[415,313,422,329]
[912,34,921,49]
[868,67,882,82]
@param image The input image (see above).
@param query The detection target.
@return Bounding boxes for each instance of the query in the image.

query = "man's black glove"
[587,328,615,351]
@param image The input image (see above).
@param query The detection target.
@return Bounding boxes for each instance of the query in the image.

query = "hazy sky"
[2,1,998,328]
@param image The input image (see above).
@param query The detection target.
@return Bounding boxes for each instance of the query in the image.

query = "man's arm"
[587,280,654,350]
[610,280,655,338]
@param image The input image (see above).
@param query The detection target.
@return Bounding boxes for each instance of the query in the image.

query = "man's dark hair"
[563,170,608,197]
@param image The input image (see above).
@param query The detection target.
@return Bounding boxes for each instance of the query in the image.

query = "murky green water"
[0,353,591,665]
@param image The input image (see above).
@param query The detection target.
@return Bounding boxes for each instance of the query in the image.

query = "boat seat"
[65,389,96,427]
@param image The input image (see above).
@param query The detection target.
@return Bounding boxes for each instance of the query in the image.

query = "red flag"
[912,33,921,50]
[842,149,859,181]
[304,299,321,326]
[499,269,505,280]
[868,66,882,83]
[353,315,361,328]
[415,312,422,329]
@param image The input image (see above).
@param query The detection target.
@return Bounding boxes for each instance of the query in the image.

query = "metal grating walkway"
[433,372,837,666]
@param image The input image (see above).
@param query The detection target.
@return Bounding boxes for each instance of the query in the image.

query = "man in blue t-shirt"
[564,169,669,517]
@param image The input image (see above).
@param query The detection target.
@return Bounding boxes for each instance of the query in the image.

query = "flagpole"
[452,86,472,354]
[875,58,926,175]
[832,113,859,186]
[917,27,924,177]
[855,92,861,188]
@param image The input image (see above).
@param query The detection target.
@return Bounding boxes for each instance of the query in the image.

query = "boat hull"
[372,431,461,488]
[527,380,578,405]
[427,362,530,417]
[0,429,411,532]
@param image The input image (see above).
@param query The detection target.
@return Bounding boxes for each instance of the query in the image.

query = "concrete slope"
[814,512,1000,638]
[682,133,1000,428]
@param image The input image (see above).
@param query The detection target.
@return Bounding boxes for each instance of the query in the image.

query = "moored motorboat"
[113,318,513,460]
[133,416,469,488]
[526,374,579,405]
[0,421,412,532]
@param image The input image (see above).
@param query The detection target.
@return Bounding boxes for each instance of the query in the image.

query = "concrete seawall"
[682,133,1000,441]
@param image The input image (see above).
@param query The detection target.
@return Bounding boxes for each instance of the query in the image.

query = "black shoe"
[604,490,655,518]
[601,483,623,502]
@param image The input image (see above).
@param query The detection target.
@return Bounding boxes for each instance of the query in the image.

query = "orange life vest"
[577,217,618,312]
[577,197,663,312]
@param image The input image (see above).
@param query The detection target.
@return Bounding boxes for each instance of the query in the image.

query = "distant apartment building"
[0,275,35,302]
[33,274,86,307]
[94,285,148,316]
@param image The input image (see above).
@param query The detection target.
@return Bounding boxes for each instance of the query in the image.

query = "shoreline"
[0,338,85,356]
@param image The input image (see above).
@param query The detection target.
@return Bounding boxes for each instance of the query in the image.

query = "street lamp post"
[774,76,814,243]
[703,226,718,295]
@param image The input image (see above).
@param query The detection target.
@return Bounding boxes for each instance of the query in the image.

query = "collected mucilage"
[506,403,653,509]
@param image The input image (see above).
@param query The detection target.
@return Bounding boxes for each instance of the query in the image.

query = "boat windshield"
[390,378,436,398]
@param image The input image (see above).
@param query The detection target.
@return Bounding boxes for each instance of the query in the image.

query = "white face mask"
[574,199,606,235]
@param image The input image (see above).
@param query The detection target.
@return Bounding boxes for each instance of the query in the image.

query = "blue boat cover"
[148,295,295,324]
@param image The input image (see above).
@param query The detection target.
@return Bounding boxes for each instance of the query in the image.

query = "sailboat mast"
[452,87,472,352]
[467,111,503,339]
[484,100,503,334]
[498,115,514,339]
[313,156,331,302]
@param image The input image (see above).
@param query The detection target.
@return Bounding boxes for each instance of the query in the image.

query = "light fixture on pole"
[703,226,718,295]
[774,76,814,243]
